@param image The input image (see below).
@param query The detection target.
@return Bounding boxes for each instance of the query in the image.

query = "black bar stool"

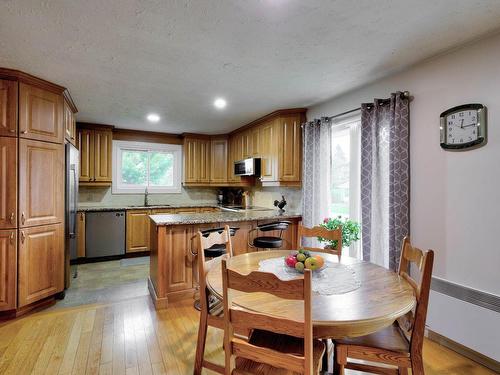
[193,226,239,311]
[249,221,291,251]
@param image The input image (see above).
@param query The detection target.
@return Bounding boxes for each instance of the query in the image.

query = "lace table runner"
[258,256,361,296]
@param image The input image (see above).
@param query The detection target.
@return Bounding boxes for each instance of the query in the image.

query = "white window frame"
[331,113,362,259]
[112,140,182,194]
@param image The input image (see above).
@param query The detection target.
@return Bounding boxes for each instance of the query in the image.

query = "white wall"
[309,32,500,360]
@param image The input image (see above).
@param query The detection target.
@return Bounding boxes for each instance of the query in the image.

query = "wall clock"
[440,104,487,150]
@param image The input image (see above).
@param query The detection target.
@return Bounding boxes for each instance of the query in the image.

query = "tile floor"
[50,257,150,309]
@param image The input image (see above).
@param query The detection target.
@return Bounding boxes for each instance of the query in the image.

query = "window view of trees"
[331,128,350,217]
[121,150,174,187]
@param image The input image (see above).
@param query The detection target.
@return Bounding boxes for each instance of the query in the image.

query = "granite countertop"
[77,203,218,212]
[149,210,302,225]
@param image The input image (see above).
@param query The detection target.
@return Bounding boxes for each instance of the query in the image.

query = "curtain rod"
[306,90,411,125]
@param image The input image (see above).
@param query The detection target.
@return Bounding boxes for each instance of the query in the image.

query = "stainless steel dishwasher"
[85,211,126,258]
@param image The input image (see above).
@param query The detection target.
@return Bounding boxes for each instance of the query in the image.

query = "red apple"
[285,255,297,268]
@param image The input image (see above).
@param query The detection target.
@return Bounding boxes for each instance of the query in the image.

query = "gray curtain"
[361,92,410,271]
[302,118,332,246]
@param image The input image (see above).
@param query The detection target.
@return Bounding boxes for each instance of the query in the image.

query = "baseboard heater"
[429,277,500,372]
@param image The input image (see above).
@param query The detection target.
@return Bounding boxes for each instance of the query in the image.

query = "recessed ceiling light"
[213,98,227,109]
[146,113,160,122]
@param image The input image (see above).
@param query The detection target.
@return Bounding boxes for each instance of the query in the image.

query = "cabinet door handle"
[10,231,14,245]
[9,212,15,224]
[9,129,16,133]
[21,130,28,134]
[20,231,25,244]
[21,212,25,225]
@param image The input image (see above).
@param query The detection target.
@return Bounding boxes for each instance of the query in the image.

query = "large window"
[330,114,361,257]
[112,140,182,194]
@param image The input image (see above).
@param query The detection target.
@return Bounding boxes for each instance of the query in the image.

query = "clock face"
[440,104,487,150]
[445,109,478,145]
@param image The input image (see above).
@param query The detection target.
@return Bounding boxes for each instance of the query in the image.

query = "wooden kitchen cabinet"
[19,83,64,144]
[0,230,17,311]
[210,137,228,184]
[161,225,193,295]
[19,139,64,228]
[259,119,278,183]
[183,137,210,185]
[0,79,18,137]
[279,115,302,183]
[78,128,94,182]
[77,212,86,258]
[126,210,152,253]
[250,126,260,156]
[0,137,17,229]
[18,223,64,308]
[77,126,112,185]
[64,99,76,145]
[93,130,112,182]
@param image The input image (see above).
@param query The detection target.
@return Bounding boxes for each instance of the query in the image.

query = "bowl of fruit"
[284,249,325,273]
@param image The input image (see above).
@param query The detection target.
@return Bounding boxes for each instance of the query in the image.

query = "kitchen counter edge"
[149,211,302,225]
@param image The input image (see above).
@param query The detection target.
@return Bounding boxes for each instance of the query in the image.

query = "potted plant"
[318,216,361,250]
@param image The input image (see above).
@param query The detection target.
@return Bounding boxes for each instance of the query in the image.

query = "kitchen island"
[148,210,302,308]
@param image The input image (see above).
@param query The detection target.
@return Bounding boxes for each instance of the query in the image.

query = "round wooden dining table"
[206,250,416,339]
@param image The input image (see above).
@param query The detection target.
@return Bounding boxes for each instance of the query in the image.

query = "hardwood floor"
[0,296,495,375]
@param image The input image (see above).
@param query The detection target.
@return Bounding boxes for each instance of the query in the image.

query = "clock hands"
[462,123,477,128]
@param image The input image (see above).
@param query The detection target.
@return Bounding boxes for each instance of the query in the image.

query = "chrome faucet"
[144,187,149,207]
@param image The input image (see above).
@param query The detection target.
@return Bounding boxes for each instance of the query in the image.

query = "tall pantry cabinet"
[0,68,76,315]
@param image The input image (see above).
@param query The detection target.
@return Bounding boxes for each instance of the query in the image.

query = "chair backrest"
[397,236,434,357]
[257,221,291,232]
[297,221,342,256]
[222,259,314,374]
[197,225,233,313]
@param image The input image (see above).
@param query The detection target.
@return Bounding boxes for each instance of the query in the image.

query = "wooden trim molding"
[431,277,500,313]
[229,108,307,135]
[77,122,115,131]
[62,89,78,113]
[0,67,67,95]
[427,329,500,373]
[115,128,183,144]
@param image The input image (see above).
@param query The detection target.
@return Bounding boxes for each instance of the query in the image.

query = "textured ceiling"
[1,0,500,133]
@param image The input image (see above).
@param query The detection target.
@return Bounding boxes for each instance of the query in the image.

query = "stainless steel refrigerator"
[65,143,79,288]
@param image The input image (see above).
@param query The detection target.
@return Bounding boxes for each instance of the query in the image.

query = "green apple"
[296,253,307,262]
[304,256,319,271]
[298,248,305,254]
[295,262,305,272]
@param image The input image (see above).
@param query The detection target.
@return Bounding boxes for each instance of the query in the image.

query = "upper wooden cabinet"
[183,136,211,185]
[64,99,76,145]
[0,137,17,229]
[19,83,64,144]
[18,223,64,308]
[18,139,64,228]
[259,119,278,183]
[0,79,18,137]
[210,138,228,184]
[77,126,112,186]
[0,229,17,311]
[93,130,113,182]
[278,115,302,183]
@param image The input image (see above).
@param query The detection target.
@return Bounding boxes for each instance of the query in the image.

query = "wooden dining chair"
[193,225,233,375]
[222,258,326,375]
[297,221,343,258]
[334,236,434,375]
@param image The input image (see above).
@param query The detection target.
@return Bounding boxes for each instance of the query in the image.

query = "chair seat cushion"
[234,329,325,374]
[335,323,410,353]
[253,236,283,249]
[203,243,226,258]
